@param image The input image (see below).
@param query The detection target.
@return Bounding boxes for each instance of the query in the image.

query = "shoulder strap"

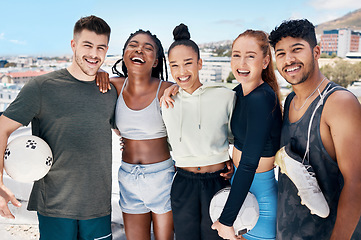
[155,80,162,99]
[303,83,343,163]
[120,77,128,95]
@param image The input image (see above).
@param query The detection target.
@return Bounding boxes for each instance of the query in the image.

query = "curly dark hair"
[269,19,317,49]
[112,30,168,81]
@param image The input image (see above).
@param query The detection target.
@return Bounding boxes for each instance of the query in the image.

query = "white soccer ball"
[4,135,53,183]
[209,187,259,236]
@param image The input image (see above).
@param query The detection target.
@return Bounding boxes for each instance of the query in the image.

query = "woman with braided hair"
[97,29,174,240]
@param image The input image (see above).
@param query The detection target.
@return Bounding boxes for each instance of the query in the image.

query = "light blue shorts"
[232,168,277,240]
[118,158,175,214]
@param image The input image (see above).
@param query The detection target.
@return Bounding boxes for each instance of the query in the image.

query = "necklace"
[293,77,327,111]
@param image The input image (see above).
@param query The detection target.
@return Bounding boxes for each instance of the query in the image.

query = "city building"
[200,57,232,83]
[0,84,22,112]
[1,70,50,85]
[0,70,51,112]
[320,28,361,58]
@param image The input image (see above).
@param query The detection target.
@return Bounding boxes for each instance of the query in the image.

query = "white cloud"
[309,0,361,10]
[9,39,26,45]
[0,33,26,45]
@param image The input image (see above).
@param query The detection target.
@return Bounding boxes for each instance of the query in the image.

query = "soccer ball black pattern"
[46,156,53,166]
[4,148,10,160]
[26,140,37,150]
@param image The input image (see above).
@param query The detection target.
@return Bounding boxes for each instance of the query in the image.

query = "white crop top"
[115,78,167,140]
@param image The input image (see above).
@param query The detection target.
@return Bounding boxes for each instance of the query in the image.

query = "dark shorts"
[171,167,230,240]
[37,213,112,240]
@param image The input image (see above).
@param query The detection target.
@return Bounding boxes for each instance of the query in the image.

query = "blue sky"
[1,0,361,56]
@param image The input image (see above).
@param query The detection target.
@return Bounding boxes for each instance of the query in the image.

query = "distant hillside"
[199,40,232,57]
[199,9,361,55]
[315,8,361,35]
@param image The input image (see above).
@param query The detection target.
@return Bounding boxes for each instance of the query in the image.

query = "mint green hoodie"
[162,82,235,167]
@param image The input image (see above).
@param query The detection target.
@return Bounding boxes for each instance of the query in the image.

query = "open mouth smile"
[131,57,145,64]
[237,69,250,76]
[285,66,301,73]
[178,76,190,82]
[85,58,99,67]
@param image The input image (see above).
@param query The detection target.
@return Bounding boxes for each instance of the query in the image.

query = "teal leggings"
[37,213,112,240]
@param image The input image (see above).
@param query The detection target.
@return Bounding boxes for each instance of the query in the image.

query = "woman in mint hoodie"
[161,23,235,240]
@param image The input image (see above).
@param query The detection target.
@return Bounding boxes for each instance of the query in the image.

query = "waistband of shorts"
[254,168,276,181]
[120,158,174,174]
[176,167,227,179]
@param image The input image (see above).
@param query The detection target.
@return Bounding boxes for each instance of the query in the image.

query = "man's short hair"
[73,15,111,43]
[269,19,317,49]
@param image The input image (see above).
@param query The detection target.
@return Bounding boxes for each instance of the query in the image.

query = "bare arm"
[0,115,23,219]
[160,84,179,108]
[96,70,111,93]
[324,92,361,239]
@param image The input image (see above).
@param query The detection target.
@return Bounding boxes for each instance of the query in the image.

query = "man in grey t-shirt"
[0,15,117,240]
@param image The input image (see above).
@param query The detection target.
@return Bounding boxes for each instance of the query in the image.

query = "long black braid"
[112,30,168,81]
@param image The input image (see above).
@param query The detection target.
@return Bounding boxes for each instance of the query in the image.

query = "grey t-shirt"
[3,69,117,219]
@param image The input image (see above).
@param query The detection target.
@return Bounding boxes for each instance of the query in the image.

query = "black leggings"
[171,167,230,240]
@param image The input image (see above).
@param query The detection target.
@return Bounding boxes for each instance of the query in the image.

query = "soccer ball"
[4,135,53,183]
[209,187,259,236]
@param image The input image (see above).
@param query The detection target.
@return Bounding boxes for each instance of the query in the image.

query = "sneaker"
[275,145,330,218]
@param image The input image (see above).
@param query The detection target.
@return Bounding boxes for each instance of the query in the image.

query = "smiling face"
[70,29,108,81]
[231,36,269,86]
[168,45,202,94]
[274,36,319,85]
[123,33,158,76]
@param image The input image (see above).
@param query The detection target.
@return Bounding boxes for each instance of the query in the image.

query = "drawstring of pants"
[130,165,145,180]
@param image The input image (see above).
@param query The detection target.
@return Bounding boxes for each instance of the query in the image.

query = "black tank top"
[277,81,361,239]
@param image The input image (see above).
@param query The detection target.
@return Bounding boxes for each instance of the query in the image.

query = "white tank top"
[115,78,167,140]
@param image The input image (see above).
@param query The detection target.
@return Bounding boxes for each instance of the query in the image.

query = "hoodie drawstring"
[179,86,204,142]
[198,94,201,129]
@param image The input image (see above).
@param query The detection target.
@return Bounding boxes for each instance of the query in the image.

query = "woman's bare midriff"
[181,162,226,174]
[121,137,171,164]
[232,147,275,173]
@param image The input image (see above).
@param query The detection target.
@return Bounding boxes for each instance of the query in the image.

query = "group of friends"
[0,15,360,240]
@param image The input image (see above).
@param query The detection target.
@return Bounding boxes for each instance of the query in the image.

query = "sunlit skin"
[168,44,230,174]
[274,36,325,118]
[67,29,108,81]
[211,36,275,240]
[112,33,171,165]
[123,33,159,79]
[0,29,111,220]
[231,36,268,95]
[105,33,174,240]
[168,45,202,94]
[231,36,275,173]
[274,36,361,239]
[274,37,317,87]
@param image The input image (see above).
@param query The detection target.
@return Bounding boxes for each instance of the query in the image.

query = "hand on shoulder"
[160,83,179,108]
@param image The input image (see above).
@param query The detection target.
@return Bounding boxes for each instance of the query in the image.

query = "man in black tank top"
[269,19,361,239]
